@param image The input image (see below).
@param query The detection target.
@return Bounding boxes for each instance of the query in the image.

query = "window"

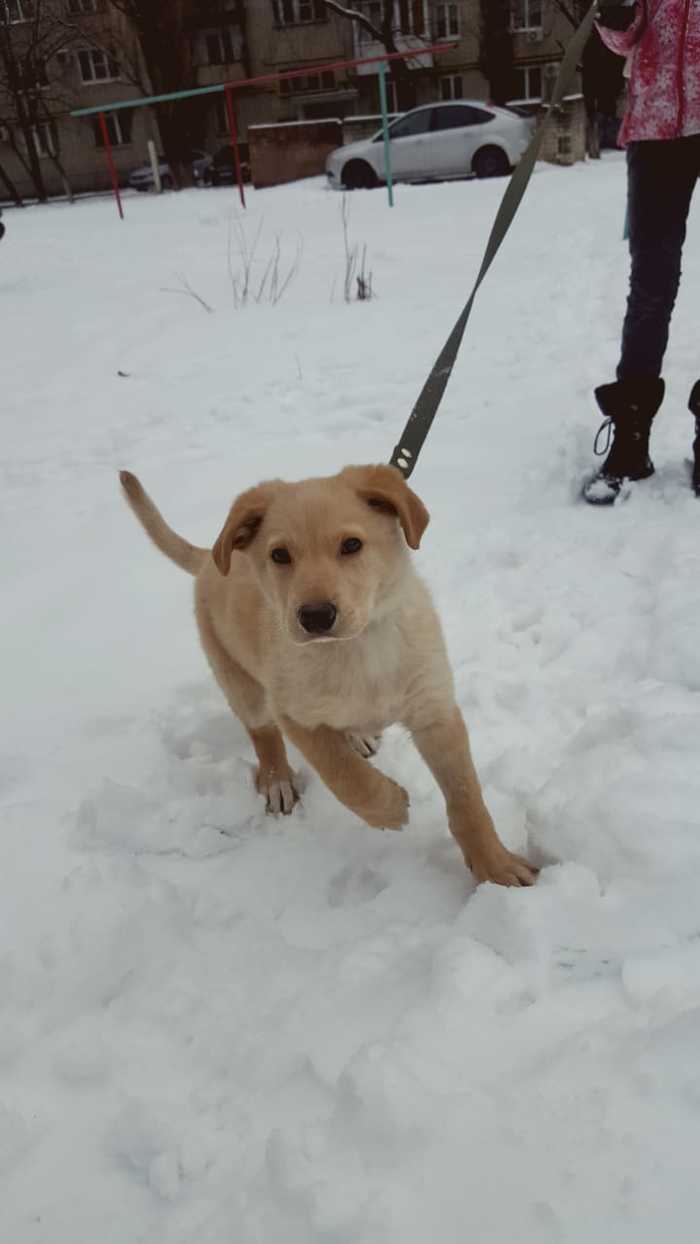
[92,111,132,146]
[67,0,97,12]
[30,122,58,158]
[511,0,542,32]
[388,108,432,140]
[431,104,467,130]
[432,102,493,128]
[512,64,542,100]
[440,74,463,101]
[357,1,426,44]
[195,0,240,13]
[279,70,335,95]
[355,1,381,44]
[404,0,426,35]
[272,0,326,24]
[78,48,119,83]
[433,2,459,38]
[204,29,238,65]
[3,0,34,21]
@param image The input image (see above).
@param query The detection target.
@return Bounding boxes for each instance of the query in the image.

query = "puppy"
[120,465,536,887]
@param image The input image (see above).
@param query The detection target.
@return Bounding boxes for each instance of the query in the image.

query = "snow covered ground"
[3,158,700,1243]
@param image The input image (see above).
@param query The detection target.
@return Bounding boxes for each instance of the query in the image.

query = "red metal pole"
[98,111,124,220]
[224,86,245,210]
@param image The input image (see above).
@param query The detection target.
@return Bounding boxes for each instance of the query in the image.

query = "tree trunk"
[0,26,48,201]
[48,150,74,200]
[478,0,515,106]
[586,112,601,158]
[10,117,47,202]
[0,158,23,205]
[126,0,198,189]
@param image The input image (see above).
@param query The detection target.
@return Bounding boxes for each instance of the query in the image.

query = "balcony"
[184,0,244,32]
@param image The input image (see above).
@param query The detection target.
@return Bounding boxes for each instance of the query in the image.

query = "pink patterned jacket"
[597,0,700,144]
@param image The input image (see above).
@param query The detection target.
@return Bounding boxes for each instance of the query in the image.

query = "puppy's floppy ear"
[212,482,279,576]
[343,464,430,550]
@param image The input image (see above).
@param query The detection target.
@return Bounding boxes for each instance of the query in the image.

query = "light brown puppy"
[119,465,536,887]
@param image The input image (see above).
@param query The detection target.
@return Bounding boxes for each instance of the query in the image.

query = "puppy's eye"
[270,547,292,565]
[340,537,363,556]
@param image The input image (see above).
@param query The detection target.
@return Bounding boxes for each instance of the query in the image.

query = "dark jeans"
[618,134,700,380]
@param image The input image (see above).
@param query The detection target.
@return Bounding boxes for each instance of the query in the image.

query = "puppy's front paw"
[467,847,538,888]
[361,778,409,831]
[256,767,299,816]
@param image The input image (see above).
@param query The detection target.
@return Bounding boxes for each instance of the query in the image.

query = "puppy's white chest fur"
[273,619,406,733]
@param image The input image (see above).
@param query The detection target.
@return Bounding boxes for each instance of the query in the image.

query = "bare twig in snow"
[161,273,213,313]
[272,237,303,306]
[226,220,301,308]
[340,196,373,303]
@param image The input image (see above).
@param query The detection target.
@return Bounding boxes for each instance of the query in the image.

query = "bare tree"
[318,1,429,110]
[59,0,196,183]
[0,0,82,201]
[97,0,239,186]
[56,0,250,190]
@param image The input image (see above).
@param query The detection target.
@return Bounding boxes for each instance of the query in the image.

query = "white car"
[326,101,535,190]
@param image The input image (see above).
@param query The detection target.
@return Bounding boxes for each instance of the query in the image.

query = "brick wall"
[537,96,587,166]
[248,119,342,189]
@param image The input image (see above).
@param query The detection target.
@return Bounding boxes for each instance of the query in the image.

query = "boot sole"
[581,465,654,507]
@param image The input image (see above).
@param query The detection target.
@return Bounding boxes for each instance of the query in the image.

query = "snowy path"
[3,161,700,1242]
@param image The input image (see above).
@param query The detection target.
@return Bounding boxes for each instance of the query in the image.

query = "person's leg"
[619,137,698,379]
[583,137,699,505]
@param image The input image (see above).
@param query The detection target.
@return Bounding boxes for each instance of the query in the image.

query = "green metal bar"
[377,62,394,209]
[72,82,227,118]
[71,41,458,119]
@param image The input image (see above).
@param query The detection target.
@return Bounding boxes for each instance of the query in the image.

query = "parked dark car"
[198,142,251,187]
[128,148,210,192]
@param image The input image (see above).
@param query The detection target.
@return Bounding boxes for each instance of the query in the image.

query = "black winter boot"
[582,377,665,506]
[689,380,700,497]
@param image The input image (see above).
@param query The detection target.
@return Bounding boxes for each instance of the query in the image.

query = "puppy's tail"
[119,471,208,576]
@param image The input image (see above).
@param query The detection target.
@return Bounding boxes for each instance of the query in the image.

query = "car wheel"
[472,146,511,179]
[341,160,377,190]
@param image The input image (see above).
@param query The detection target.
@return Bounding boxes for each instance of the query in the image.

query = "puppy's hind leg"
[196,607,298,815]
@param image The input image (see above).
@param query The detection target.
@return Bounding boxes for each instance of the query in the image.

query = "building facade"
[0,1,582,200]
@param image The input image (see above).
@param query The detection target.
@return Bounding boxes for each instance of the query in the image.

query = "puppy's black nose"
[298,602,337,634]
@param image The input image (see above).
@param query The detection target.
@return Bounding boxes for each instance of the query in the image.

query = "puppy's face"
[212,466,429,644]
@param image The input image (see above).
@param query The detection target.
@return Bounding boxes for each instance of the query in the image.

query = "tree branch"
[551,0,579,29]
[317,0,385,44]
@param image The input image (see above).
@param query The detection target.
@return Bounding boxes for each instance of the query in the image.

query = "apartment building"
[0,1,580,200]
